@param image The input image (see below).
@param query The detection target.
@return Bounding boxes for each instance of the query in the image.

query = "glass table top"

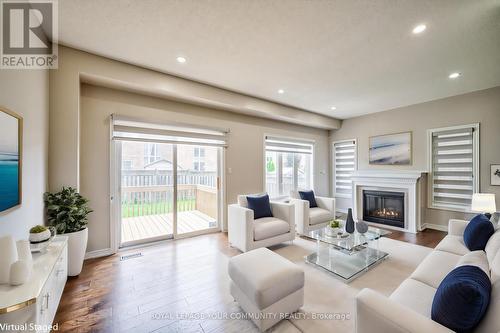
[304,226,392,281]
[305,226,392,252]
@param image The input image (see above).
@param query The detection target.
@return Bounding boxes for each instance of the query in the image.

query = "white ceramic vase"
[16,240,33,262]
[67,228,88,276]
[0,236,18,284]
[10,260,32,286]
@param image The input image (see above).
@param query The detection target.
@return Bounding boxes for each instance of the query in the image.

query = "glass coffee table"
[304,226,392,282]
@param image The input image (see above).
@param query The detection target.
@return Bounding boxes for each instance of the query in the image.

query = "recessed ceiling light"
[278,89,285,94]
[448,72,462,79]
[412,24,427,34]
[331,106,337,110]
[176,56,187,63]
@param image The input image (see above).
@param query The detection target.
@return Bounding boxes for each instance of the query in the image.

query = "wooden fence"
[121,170,217,218]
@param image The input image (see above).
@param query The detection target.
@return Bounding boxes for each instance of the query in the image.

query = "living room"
[0,1,499,332]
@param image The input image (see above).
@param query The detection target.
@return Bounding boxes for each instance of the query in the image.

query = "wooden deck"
[121,211,217,244]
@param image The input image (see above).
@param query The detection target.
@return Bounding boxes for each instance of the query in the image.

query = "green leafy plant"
[29,225,48,233]
[329,219,342,229]
[44,187,93,234]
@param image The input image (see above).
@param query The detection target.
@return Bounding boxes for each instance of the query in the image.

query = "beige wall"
[80,85,329,253]
[330,86,500,228]
[49,46,338,191]
[0,70,49,240]
[50,46,331,254]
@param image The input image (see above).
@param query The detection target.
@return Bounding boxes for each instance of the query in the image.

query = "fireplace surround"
[351,170,426,233]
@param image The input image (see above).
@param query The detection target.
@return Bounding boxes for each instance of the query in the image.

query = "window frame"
[427,123,480,212]
[263,135,315,200]
[332,139,357,199]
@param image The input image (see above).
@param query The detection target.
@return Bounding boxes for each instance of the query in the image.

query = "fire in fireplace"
[363,190,404,228]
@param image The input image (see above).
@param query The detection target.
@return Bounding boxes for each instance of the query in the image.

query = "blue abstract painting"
[0,110,21,212]
[369,132,411,165]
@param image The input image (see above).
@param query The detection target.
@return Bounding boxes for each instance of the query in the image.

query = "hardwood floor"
[54,229,446,332]
[385,228,446,248]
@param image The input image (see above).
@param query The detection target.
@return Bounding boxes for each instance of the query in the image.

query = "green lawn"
[122,199,196,218]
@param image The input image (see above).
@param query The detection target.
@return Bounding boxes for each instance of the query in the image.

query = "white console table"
[0,236,68,333]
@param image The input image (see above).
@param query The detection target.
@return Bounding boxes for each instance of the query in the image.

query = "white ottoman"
[228,247,304,331]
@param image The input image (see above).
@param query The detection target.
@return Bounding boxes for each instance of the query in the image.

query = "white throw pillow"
[456,250,490,277]
[490,251,500,283]
[490,212,500,228]
[485,229,500,264]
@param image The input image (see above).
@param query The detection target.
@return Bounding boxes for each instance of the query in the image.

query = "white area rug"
[201,236,432,333]
[269,237,432,332]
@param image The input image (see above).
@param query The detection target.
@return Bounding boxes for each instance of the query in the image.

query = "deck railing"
[121,170,217,218]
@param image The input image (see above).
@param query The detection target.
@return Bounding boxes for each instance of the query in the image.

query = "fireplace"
[363,190,405,228]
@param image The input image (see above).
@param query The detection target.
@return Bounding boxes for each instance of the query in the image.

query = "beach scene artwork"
[0,110,21,212]
[369,132,411,165]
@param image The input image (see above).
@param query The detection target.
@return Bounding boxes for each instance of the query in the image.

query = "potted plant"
[326,219,343,237]
[28,225,51,243]
[44,187,92,276]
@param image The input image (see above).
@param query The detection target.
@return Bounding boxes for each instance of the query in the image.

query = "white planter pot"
[66,228,88,276]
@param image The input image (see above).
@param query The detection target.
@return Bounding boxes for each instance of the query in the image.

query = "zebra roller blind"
[333,139,356,198]
[429,124,479,211]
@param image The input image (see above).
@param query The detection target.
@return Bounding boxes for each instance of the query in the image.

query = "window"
[194,147,205,158]
[194,161,205,171]
[122,160,133,170]
[428,123,479,211]
[333,139,357,198]
[144,143,161,164]
[265,136,313,199]
[193,147,206,171]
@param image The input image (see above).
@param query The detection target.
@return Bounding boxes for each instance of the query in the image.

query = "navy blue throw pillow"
[464,214,494,251]
[246,194,273,219]
[299,190,318,208]
[431,265,491,333]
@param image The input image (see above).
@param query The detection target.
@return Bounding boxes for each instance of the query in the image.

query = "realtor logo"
[1,0,58,69]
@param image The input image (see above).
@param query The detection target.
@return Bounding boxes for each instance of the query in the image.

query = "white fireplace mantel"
[351,170,427,233]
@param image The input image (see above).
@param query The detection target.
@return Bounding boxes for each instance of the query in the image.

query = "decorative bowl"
[29,229,51,243]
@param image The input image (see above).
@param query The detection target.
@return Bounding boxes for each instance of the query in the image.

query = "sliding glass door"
[117,141,221,247]
[119,141,175,247]
[176,145,219,236]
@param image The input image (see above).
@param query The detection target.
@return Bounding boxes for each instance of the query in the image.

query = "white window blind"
[111,115,228,147]
[333,139,356,198]
[428,124,479,211]
[265,136,314,155]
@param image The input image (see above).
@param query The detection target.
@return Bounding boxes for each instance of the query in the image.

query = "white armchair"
[228,194,295,252]
[289,191,336,235]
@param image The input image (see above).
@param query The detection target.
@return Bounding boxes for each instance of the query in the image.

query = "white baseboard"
[85,247,115,259]
[421,223,448,232]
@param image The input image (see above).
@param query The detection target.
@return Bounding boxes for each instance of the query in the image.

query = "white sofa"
[228,194,295,252]
[289,190,335,235]
[356,218,500,333]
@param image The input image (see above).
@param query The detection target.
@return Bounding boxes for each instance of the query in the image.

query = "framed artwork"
[369,131,412,165]
[0,108,22,213]
[491,164,500,186]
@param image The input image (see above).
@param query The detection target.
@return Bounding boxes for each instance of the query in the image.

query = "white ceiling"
[58,0,500,119]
